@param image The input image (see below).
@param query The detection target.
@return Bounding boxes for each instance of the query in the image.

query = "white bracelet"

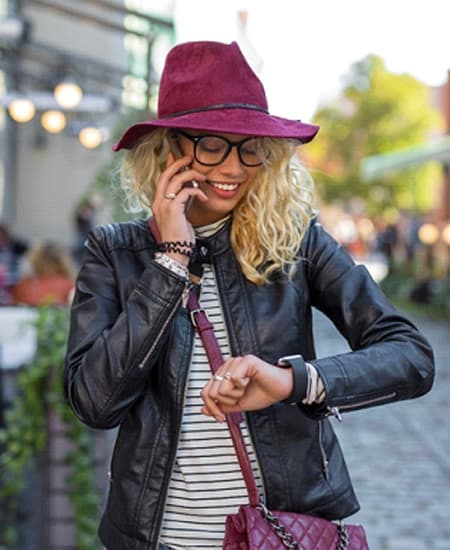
[155,252,189,280]
[302,362,326,404]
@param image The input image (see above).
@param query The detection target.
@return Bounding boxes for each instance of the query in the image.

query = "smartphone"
[170,133,199,213]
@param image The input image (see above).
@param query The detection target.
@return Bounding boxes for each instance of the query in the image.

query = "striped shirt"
[159,220,263,549]
[157,218,325,548]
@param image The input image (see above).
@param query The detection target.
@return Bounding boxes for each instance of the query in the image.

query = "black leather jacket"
[64,217,434,550]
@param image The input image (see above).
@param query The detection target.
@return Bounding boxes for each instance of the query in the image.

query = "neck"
[187,208,233,228]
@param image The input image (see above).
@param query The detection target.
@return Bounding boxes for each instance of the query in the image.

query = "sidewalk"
[313,309,450,549]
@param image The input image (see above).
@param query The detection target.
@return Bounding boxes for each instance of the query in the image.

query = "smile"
[208,181,239,191]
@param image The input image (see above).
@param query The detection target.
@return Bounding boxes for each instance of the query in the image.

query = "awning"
[360,136,450,180]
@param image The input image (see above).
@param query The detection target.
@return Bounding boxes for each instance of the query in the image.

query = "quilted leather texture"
[223,505,370,549]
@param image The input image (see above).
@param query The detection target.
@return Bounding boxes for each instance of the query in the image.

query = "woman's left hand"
[200,354,293,422]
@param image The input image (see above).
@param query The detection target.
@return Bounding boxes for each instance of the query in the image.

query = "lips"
[204,179,242,199]
[208,181,239,191]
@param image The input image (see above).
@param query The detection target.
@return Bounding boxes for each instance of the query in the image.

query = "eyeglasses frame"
[175,130,265,167]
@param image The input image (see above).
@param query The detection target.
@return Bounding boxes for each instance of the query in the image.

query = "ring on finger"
[164,192,177,200]
[214,374,224,382]
[224,372,233,381]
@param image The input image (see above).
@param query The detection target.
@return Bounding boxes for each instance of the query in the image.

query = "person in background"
[0,223,28,287]
[11,241,75,307]
[64,41,434,550]
[72,196,100,265]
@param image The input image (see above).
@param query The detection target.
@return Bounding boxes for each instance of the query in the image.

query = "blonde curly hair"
[120,128,314,285]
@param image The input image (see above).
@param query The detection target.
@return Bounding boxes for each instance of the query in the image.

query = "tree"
[304,55,443,215]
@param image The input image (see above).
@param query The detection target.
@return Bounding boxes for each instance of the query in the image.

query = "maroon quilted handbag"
[223,503,369,549]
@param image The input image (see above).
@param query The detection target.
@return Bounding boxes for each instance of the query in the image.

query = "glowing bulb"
[8,98,36,122]
[442,223,450,246]
[41,110,66,133]
[54,80,83,109]
[79,126,102,149]
[418,223,439,245]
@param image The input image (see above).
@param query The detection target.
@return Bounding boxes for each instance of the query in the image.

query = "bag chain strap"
[258,502,349,550]
[337,521,350,550]
[257,503,300,549]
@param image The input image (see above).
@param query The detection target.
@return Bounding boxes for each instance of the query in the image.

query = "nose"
[221,145,245,175]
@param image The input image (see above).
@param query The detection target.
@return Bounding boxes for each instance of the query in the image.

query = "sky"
[173,0,449,122]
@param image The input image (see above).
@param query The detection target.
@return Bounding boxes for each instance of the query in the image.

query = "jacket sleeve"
[300,219,434,418]
[64,227,188,429]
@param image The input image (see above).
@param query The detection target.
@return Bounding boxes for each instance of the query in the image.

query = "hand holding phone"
[170,134,199,213]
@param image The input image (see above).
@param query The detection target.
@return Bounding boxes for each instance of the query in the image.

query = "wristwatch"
[277,354,309,405]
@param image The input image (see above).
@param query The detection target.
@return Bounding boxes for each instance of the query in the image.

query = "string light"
[79,126,102,149]
[54,80,83,109]
[442,223,450,246]
[8,98,36,122]
[41,110,66,133]
[418,223,439,245]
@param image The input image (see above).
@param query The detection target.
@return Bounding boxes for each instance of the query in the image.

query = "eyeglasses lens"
[195,136,266,167]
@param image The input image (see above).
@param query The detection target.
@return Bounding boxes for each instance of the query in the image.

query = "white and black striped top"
[159,219,263,549]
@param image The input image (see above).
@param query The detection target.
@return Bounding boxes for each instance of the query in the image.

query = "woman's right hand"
[152,154,207,265]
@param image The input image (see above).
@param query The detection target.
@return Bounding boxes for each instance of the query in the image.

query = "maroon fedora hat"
[113,41,319,151]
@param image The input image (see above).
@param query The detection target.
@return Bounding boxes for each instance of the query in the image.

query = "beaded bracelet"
[158,240,196,257]
[154,252,189,280]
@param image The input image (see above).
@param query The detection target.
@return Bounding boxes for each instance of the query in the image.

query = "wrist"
[154,252,189,279]
[277,354,308,405]
[157,240,195,261]
[165,251,190,267]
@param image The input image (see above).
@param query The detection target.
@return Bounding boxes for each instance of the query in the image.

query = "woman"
[64,41,434,550]
[11,241,75,306]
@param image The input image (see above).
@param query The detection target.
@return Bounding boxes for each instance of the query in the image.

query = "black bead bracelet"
[158,241,196,257]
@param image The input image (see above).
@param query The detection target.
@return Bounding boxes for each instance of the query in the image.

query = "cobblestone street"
[313,309,450,550]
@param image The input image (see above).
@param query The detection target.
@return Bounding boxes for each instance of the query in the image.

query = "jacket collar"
[191,216,232,265]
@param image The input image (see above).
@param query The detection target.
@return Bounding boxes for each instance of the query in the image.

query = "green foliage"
[0,306,101,548]
[306,54,443,215]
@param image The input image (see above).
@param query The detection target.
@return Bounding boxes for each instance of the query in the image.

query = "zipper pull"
[328,406,342,422]
[182,284,191,308]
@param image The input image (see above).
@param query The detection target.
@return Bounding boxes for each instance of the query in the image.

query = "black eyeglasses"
[176,130,268,167]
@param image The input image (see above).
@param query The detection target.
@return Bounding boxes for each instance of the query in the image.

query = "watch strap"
[278,354,309,404]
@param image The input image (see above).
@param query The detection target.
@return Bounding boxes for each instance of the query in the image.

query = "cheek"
[243,167,262,187]
[191,161,212,178]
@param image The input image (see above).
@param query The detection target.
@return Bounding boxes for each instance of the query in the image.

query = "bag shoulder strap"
[148,216,260,506]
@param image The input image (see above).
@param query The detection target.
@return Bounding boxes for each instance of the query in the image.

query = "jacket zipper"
[318,420,330,480]
[155,320,195,546]
[137,282,191,370]
[331,391,397,415]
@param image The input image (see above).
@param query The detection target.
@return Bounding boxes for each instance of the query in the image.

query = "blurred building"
[0,0,174,249]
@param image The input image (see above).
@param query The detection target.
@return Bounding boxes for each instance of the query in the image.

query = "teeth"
[210,182,239,191]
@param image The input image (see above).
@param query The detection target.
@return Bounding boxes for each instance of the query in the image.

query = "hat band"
[160,102,269,119]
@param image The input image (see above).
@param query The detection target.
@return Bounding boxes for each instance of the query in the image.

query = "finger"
[219,402,247,414]
[205,373,242,403]
[169,186,208,207]
[216,381,246,403]
[154,156,192,201]
[200,383,225,422]
[201,404,225,422]
[226,375,250,391]
[165,153,192,174]
[156,171,202,202]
